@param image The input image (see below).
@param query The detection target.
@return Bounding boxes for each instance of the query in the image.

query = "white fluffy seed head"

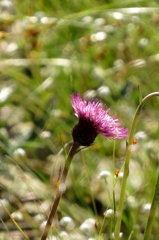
[141,203,151,213]
[60,216,75,230]
[98,170,111,179]
[59,231,69,239]
[79,218,96,234]
[111,232,123,239]
[104,209,114,218]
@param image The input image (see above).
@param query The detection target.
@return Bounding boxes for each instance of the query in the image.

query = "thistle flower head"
[71,93,128,146]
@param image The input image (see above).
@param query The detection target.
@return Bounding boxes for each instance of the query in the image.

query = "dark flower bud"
[72,118,97,146]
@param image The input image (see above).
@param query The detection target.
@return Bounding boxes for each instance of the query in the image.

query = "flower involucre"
[71,93,128,146]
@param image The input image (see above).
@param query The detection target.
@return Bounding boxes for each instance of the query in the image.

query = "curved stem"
[40,142,80,240]
[114,92,159,240]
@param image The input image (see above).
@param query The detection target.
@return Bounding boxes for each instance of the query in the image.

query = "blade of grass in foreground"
[61,0,148,21]
[114,92,159,240]
[0,201,29,240]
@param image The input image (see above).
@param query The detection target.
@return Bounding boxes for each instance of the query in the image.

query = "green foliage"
[0,0,159,239]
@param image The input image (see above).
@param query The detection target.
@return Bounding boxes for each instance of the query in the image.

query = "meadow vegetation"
[0,0,159,239]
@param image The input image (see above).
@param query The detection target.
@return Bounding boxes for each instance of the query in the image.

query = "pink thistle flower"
[71,93,128,146]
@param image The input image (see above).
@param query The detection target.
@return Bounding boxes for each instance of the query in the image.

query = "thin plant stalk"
[41,142,80,240]
[1,202,29,240]
[114,92,159,240]
[143,169,159,240]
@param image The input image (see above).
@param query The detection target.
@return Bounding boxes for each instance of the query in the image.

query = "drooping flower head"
[71,93,128,146]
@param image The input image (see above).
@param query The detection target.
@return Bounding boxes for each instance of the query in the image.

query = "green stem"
[143,170,159,240]
[114,92,159,240]
[40,142,80,240]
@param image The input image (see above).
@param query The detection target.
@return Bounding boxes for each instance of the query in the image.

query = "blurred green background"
[0,0,159,239]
